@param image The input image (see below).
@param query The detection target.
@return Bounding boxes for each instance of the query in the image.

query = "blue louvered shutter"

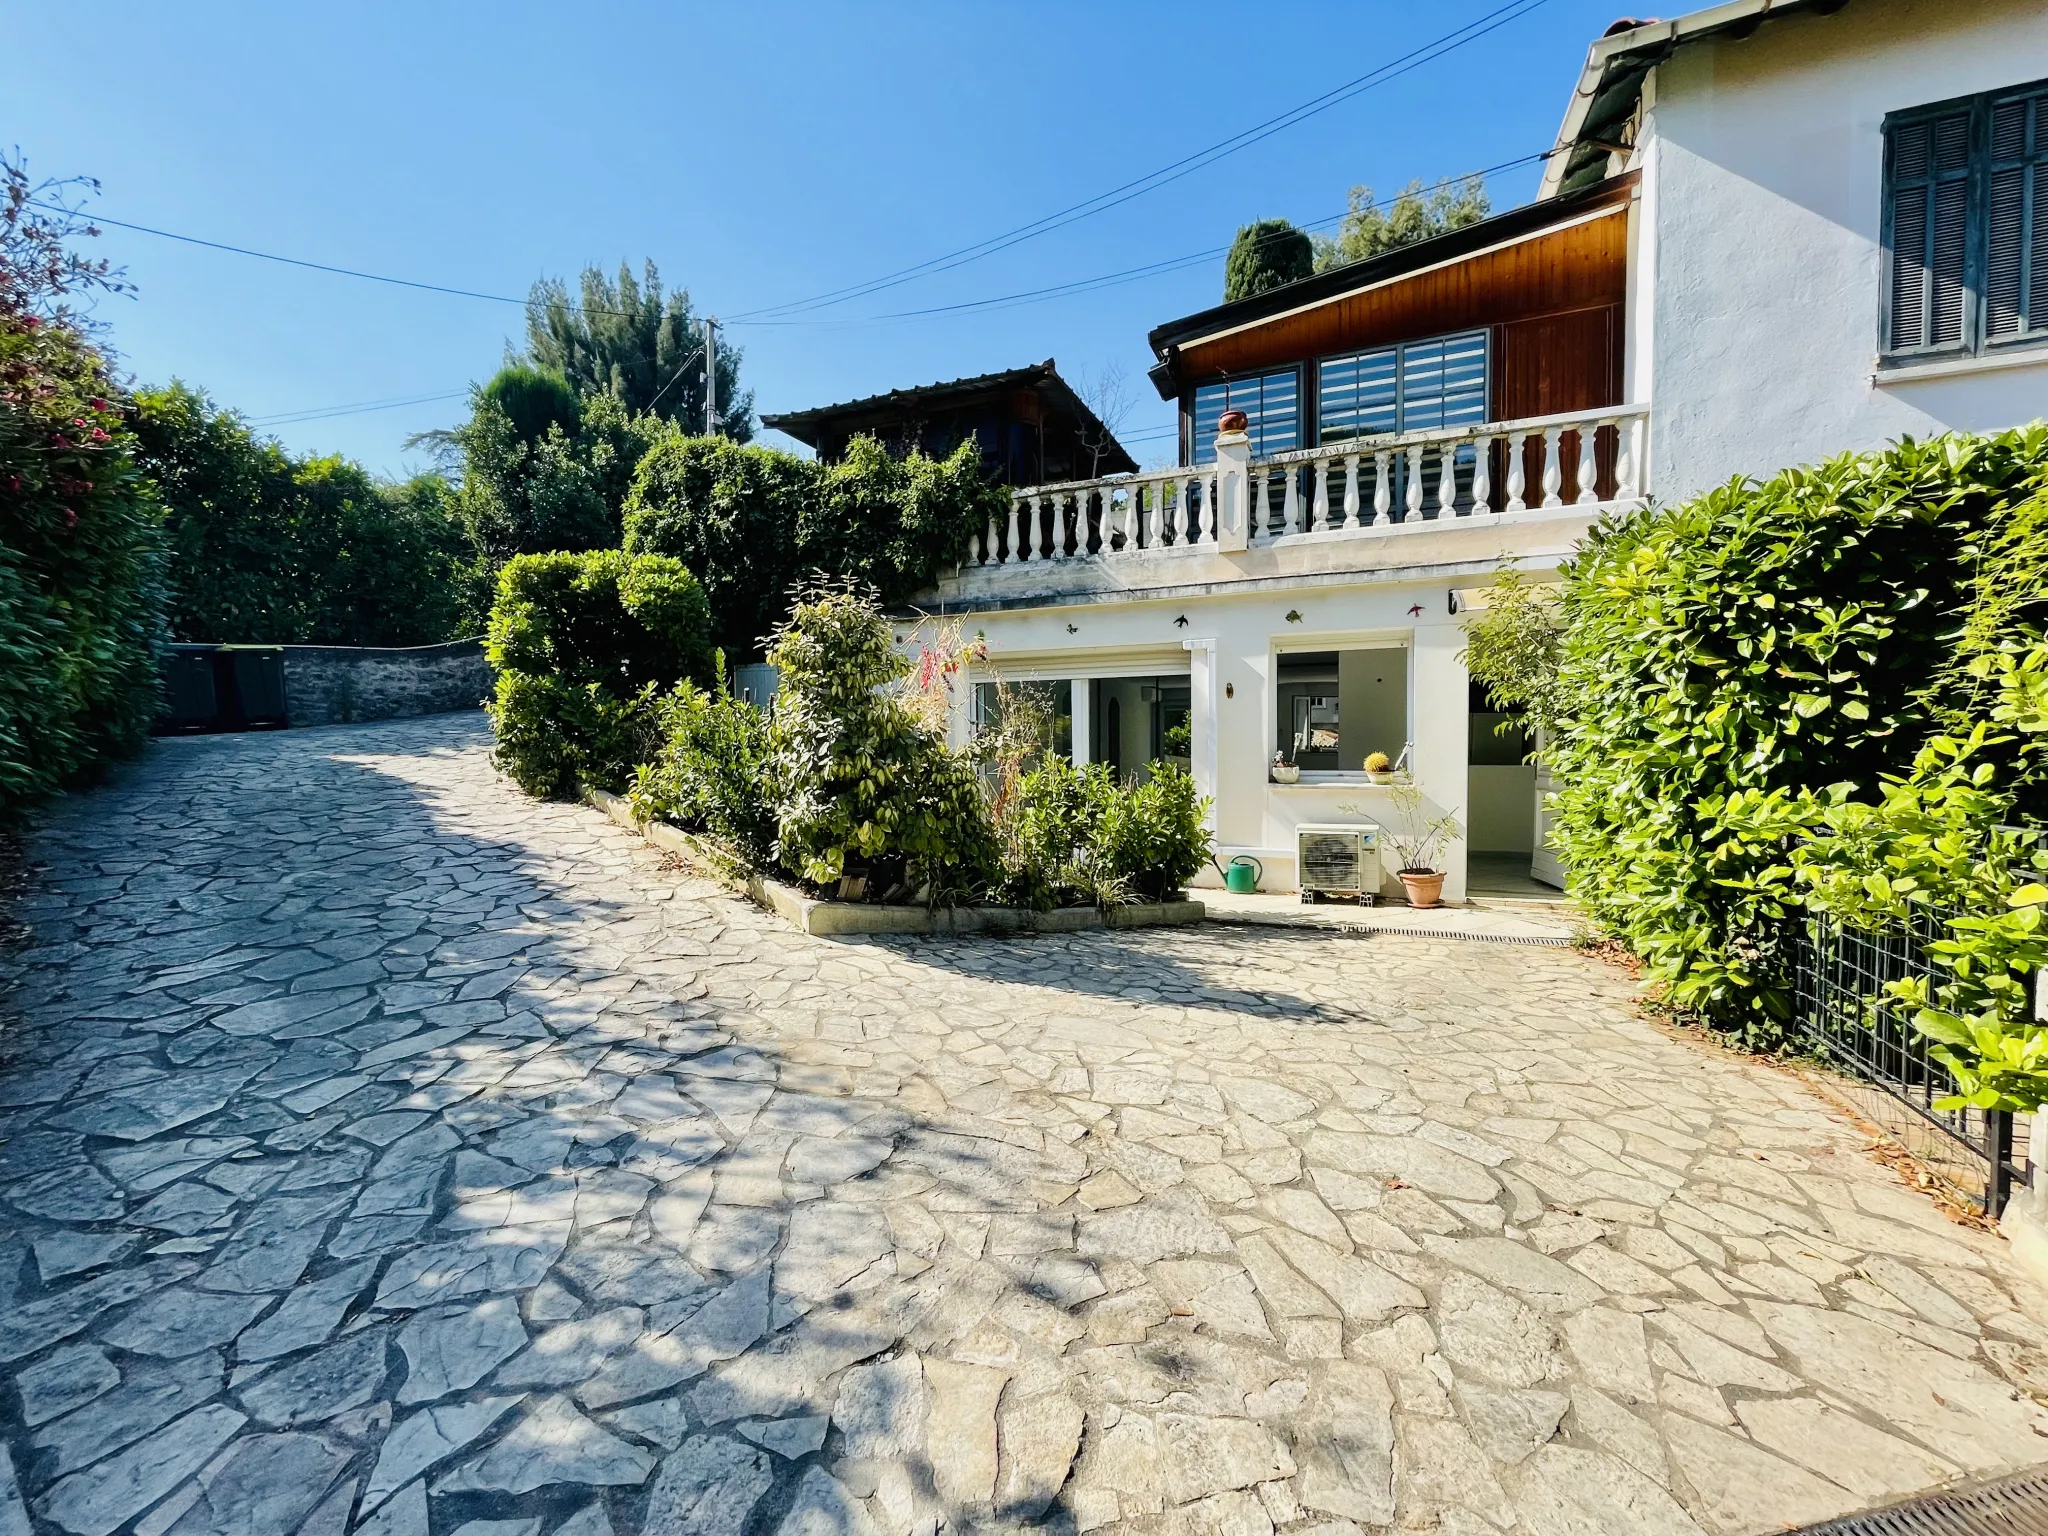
[1987,88,2048,343]
[1887,108,1975,352]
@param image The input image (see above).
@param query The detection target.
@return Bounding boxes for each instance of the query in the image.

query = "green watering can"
[1219,855,1262,894]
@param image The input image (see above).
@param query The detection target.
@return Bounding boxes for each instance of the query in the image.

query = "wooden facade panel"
[1493,304,1623,419]
[1175,204,1630,384]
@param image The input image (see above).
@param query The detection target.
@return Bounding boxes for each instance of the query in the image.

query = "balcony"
[929,404,1648,608]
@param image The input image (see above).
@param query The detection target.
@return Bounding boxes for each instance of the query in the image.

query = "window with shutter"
[1316,330,1489,444]
[1190,369,1300,464]
[1884,78,2048,360]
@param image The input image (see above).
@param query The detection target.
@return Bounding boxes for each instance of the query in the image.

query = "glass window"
[1088,676,1190,783]
[972,680,1070,765]
[1191,370,1300,463]
[1274,648,1407,775]
[1885,79,2048,357]
[1317,329,1489,444]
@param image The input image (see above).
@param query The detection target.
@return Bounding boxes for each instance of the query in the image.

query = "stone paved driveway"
[4,713,2048,1536]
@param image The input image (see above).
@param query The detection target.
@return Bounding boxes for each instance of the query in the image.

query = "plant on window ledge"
[1271,750,1299,785]
[1364,750,1394,784]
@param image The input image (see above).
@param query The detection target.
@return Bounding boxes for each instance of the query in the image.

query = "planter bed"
[583,786,1204,938]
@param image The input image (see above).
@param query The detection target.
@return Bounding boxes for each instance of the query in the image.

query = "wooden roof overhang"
[1146,174,1636,396]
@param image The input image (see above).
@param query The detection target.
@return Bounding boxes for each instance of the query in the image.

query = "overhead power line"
[727,0,1552,322]
[222,151,1549,427]
[247,389,469,427]
[40,2,1552,341]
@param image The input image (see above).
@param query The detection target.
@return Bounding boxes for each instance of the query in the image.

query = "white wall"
[1642,0,2048,500]
[1468,766,1537,853]
[942,573,1476,901]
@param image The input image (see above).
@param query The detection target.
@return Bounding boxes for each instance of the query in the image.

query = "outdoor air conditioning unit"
[1296,823,1381,904]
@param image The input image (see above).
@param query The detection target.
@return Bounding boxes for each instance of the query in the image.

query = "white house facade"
[907,0,2048,902]
[1549,0,2048,502]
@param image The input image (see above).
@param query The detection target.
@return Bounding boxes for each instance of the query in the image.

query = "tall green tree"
[441,368,662,571]
[1223,220,1314,303]
[1312,176,1490,272]
[523,260,752,439]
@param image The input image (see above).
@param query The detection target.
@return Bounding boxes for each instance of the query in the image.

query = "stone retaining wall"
[282,639,491,728]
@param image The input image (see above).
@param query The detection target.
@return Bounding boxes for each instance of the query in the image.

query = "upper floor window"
[1317,330,1489,445]
[1191,369,1299,463]
[1885,81,2048,358]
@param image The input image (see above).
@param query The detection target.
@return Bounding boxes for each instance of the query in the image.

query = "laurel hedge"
[1544,429,2048,1045]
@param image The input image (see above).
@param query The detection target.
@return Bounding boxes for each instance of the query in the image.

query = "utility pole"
[703,317,719,436]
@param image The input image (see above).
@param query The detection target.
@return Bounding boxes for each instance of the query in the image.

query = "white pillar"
[1070,677,1091,767]
[1213,427,1252,552]
[1183,638,1219,832]
[1412,626,1470,905]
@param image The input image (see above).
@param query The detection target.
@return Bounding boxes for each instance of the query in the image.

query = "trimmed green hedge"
[484,549,712,798]
[0,314,165,821]
[1544,429,2048,1043]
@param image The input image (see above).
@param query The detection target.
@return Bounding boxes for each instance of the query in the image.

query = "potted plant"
[1364,751,1395,785]
[1383,785,1462,908]
[1271,751,1300,785]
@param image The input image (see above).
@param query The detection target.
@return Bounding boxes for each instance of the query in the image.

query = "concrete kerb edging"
[580,785,1205,938]
[2001,1202,2048,1295]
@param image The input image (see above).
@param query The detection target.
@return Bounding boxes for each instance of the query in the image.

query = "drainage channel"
[1788,1465,2048,1534]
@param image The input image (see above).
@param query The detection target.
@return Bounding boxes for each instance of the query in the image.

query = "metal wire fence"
[1789,908,2021,1213]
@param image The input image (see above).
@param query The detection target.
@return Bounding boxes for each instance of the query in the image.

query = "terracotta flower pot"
[1399,869,1446,908]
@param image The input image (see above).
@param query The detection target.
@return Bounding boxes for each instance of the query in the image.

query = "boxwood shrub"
[485,549,712,798]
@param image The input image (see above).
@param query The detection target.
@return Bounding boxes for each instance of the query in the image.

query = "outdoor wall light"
[1225,682,1235,698]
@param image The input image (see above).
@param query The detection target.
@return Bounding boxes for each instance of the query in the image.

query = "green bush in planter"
[766,584,996,899]
[994,756,1115,910]
[630,662,777,866]
[485,548,713,797]
[1092,764,1212,902]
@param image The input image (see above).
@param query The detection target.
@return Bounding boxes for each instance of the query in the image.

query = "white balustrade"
[1577,422,1606,506]
[970,406,1646,573]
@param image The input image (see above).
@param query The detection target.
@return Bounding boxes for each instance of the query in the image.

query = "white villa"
[912,0,2048,902]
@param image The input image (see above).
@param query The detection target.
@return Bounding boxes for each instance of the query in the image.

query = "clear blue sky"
[10,0,1627,477]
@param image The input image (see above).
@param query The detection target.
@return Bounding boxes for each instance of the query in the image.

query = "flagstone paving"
[4,711,2048,1536]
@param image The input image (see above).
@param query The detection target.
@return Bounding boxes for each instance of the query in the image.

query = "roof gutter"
[1538,0,1845,199]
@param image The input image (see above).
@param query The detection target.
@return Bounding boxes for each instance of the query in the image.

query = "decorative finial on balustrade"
[1217,409,1249,434]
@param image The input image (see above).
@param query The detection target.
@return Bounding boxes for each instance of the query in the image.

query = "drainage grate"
[1787,1465,2048,1534]
[1205,917,1572,947]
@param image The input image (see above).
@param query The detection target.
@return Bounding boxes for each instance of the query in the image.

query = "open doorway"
[1089,676,1189,783]
[1465,679,1562,895]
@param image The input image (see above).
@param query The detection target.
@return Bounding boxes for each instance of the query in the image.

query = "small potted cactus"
[1364,751,1395,785]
